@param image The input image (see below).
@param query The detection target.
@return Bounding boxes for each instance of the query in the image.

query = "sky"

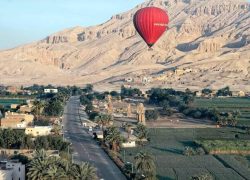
[0,0,144,50]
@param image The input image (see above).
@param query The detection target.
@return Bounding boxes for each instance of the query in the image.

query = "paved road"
[63,96,127,180]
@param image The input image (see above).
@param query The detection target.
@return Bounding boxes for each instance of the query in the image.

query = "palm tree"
[27,149,48,180]
[135,124,148,145]
[33,149,47,160]
[134,151,156,180]
[105,126,122,152]
[44,157,67,180]
[27,157,50,180]
[70,162,97,180]
[32,100,44,120]
[95,114,113,136]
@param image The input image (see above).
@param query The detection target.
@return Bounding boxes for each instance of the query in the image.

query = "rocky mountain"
[0,0,249,91]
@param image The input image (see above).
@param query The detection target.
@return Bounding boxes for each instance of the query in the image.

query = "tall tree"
[95,114,113,135]
[32,100,44,120]
[134,151,156,180]
[105,126,122,152]
[135,124,148,145]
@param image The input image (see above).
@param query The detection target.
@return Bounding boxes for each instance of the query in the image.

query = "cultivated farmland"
[121,128,250,180]
[194,98,250,126]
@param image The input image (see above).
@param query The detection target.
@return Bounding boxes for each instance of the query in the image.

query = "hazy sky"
[0,0,144,50]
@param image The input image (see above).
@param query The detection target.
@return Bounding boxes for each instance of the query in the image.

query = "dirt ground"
[114,113,216,129]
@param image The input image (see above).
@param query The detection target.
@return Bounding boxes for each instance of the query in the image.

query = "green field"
[122,128,250,180]
[0,99,26,108]
[197,140,250,152]
[194,98,250,126]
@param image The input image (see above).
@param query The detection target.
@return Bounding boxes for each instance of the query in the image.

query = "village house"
[19,104,33,113]
[0,112,34,128]
[195,91,202,97]
[232,91,245,97]
[25,126,52,137]
[0,160,25,180]
[174,68,185,76]
[44,89,58,94]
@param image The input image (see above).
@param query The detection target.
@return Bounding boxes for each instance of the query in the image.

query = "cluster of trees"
[147,87,240,126]
[201,86,233,97]
[27,149,97,180]
[178,104,240,126]
[121,85,142,98]
[0,129,69,151]
[216,86,232,97]
[31,89,71,121]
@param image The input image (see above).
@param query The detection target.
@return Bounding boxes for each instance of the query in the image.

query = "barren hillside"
[0,0,249,91]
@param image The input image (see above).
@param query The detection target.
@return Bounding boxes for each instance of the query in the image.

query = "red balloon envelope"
[133,7,169,47]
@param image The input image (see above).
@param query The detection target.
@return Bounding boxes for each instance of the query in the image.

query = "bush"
[33,119,50,126]
[193,111,202,119]
[110,91,119,97]
[196,147,206,155]
[192,173,214,180]
[145,110,159,121]
[183,146,196,156]
[164,108,174,116]
[89,111,99,120]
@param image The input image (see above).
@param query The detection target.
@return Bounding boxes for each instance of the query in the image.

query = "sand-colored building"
[174,69,185,76]
[25,126,52,137]
[10,104,19,109]
[19,105,33,113]
[232,91,245,97]
[6,86,20,94]
[0,112,34,128]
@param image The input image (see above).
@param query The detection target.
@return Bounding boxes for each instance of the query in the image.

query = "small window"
[19,167,20,171]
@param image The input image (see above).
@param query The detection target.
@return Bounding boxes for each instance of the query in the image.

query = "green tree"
[44,98,63,117]
[3,129,16,148]
[145,110,159,121]
[11,154,30,164]
[134,151,156,180]
[202,88,212,96]
[135,124,148,145]
[183,95,194,105]
[105,126,122,152]
[27,149,49,180]
[44,157,66,180]
[95,114,113,135]
[85,84,94,93]
[216,86,232,97]
[70,163,97,180]
[32,100,44,120]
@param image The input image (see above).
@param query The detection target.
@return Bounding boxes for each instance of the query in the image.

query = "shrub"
[89,111,99,120]
[196,147,206,155]
[183,146,196,156]
[193,111,202,119]
[192,173,214,180]
[145,110,159,121]
[165,108,174,116]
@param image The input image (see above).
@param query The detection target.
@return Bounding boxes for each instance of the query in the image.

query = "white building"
[0,160,25,180]
[44,89,58,94]
[25,126,52,137]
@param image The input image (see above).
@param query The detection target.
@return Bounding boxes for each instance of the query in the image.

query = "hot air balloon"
[133,7,169,48]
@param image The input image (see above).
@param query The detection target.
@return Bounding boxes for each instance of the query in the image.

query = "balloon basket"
[148,47,153,51]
